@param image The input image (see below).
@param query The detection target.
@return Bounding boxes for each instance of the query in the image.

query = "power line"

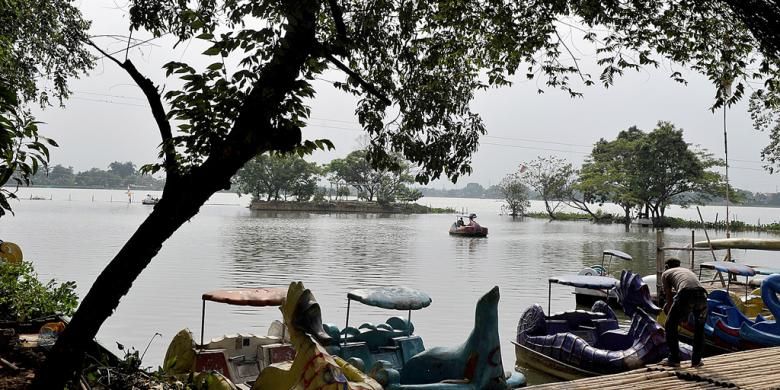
[54,95,779,166]
[70,96,147,107]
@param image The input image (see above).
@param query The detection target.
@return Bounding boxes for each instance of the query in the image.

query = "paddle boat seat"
[324,316,424,372]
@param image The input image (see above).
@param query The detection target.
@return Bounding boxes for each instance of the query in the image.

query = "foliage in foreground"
[0,260,78,322]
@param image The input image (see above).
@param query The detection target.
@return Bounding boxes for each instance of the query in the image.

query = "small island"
[249,199,451,214]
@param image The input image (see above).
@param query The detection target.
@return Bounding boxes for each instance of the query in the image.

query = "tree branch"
[554,29,585,82]
[87,40,179,177]
[327,0,349,53]
[323,50,392,106]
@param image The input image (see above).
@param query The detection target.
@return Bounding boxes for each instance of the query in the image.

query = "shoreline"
[249,200,453,214]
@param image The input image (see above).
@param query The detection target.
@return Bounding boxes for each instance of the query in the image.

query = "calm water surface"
[2,188,780,385]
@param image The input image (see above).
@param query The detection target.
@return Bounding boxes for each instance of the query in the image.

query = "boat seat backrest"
[340,326,362,343]
[708,290,735,305]
[340,341,374,370]
[392,335,425,364]
[385,316,414,334]
[593,329,633,350]
[205,334,280,362]
[592,318,620,334]
[195,349,233,382]
[359,322,377,330]
[545,319,570,335]
[257,343,296,371]
[376,323,393,331]
[355,327,398,352]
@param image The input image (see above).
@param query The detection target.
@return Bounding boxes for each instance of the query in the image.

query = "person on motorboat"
[457,217,465,227]
[661,258,707,368]
[467,213,480,229]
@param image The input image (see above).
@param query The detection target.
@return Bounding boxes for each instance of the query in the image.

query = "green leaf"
[202,46,222,56]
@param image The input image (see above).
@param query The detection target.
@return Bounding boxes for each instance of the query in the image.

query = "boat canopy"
[202,287,287,307]
[548,275,618,290]
[749,266,780,276]
[603,249,632,261]
[700,262,756,277]
[347,286,432,310]
[694,238,780,251]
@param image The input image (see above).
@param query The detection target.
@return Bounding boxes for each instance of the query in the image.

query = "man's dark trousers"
[666,287,708,364]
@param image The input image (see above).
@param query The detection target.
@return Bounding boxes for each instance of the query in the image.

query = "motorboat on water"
[575,249,633,305]
[162,287,296,389]
[448,213,488,237]
[514,270,691,380]
[319,286,525,388]
[142,194,159,205]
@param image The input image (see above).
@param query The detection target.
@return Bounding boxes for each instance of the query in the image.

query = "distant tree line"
[233,149,422,204]
[418,183,504,199]
[29,161,165,190]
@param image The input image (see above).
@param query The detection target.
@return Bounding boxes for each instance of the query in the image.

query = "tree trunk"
[32,178,218,388]
[544,198,556,219]
[623,205,631,226]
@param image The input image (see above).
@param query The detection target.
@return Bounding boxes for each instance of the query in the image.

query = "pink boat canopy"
[202,287,288,307]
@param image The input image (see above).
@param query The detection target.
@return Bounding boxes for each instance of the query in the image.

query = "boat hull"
[448,224,488,237]
[516,299,684,379]
[513,341,597,381]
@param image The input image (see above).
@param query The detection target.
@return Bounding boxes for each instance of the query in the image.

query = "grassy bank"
[524,211,780,232]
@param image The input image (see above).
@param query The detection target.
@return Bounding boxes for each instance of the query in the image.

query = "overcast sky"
[32,2,778,193]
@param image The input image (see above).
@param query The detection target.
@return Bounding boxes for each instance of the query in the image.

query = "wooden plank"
[526,347,780,389]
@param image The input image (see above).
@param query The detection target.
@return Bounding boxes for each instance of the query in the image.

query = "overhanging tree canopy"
[0,0,93,218]
[34,0,780,387]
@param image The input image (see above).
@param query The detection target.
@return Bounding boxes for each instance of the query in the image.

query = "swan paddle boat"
[162,287,296,389]
[575,249,633,305]
[255,281,382,389]
[671,274,780,352]
[449,213,488,237]
[515,271,690,380]
[319,286,526,389]
[656,238,780,352]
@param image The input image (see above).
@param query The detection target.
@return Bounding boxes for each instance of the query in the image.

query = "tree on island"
[234,153,320,201]
[327,149,416,203]
[580,122,724,225]
[519,156,576,220]
[31,0,780,386]
[498,173,530,217]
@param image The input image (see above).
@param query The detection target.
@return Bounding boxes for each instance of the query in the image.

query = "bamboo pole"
[691,230,695,270]
[656,230,664,307]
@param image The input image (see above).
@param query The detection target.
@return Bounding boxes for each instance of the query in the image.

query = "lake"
[2,187,780,385]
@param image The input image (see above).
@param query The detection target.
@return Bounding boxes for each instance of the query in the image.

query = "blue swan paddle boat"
[574,249,633,306]
[514,270,691,380]
[319,286,526,389]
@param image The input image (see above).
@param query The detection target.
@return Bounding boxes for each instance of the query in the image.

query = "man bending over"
[662,258,707,367]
